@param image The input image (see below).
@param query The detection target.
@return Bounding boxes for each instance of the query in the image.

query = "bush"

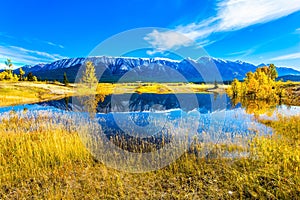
[27,72,38,81]
[0,71,19,81]
[227,64,283,101]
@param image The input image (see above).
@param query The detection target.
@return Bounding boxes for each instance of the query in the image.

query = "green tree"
[214,80,218,89]
[0,59,18,81]
[80,61,98,89]
[27,72,37,81]
[4,59,13,72]
[63,72,69,86]
[19,67,25,81]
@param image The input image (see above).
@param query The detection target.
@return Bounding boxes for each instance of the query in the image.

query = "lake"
[1,93,299,142]
[2,92,300,171]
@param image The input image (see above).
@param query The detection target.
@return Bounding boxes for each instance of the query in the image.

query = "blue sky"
[0,0,300,70]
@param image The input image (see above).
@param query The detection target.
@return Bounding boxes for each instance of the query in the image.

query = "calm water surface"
[1,93,299,143]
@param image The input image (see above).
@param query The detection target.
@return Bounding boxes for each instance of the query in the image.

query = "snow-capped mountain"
[19,56,300,82]
[21,63,45,72]
[21,58,85,71]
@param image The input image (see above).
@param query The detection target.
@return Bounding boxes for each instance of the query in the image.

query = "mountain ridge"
[16,56,300,83]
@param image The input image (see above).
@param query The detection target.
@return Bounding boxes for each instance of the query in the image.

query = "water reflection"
[74,93,229,113]
[1,93,293,142]
[1,93,293,158]
[229,96,282,118]
[73,94,107,117]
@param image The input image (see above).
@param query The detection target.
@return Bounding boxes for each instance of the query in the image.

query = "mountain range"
[16,56,300,83]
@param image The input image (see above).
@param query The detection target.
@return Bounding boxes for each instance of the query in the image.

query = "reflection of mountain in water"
[38,93,232,113]
[3,93,275,150]
[38,97,72,111]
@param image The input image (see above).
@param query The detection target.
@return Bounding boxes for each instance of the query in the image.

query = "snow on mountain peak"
[19,56,300,82]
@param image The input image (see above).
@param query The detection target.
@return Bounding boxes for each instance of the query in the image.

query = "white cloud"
[175,18,218,40]
[227,50,250,56]
[0,63,6,69]
[46,41,64,49]
[146,50,157,56]
[0,45,66,68]
[145,0,300,53]
[270,52,300,61]
[9,46,65,61]
[216,0,300,31]
[144,30,193,52]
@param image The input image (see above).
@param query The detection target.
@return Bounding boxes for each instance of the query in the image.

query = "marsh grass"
[0,112,299,199]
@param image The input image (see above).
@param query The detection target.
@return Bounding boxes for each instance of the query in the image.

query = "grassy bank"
[0,82,74,107]
[0,82,227,107]
[0,113,299,199]
[281,81,300,106]
[0,80,298,107]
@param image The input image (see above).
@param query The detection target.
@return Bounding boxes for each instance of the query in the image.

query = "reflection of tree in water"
[78,94,107,117]
[91,93,180,113]
[230,96,279,118]
[64,97,70,111]
[213,92,218,101]
[227,65,286,118]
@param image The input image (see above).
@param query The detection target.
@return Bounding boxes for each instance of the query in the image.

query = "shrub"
[227,64,283,101]
[0,71,19,81]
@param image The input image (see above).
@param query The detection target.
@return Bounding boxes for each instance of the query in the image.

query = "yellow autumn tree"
[228,64,283,101]
[227,64,284,115]
[227,78,241,97]
[79,61,98,90]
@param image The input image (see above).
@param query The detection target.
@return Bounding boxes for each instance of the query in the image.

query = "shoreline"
[0,82,229,107]
[0,82,74,107]
[2,81,300,107]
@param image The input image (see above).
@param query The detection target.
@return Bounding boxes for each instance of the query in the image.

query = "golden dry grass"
[0,82,74,107]
[0,112,299,199]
